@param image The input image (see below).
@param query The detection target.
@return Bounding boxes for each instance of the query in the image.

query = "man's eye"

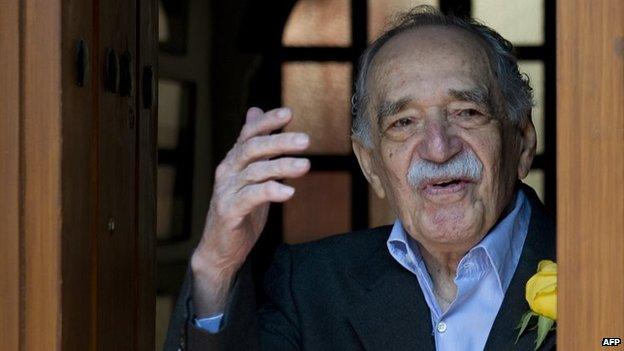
[457,109,483,118]
[382,116,417,142]
[390,117,413,129]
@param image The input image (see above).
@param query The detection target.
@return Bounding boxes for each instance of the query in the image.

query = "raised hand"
[191,107,310,316]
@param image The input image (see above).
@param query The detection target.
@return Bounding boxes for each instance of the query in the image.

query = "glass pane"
[283,0,351,47]
[158,0,190,53]
[369,185,395,227]
[158,2,170,42]
[473,0,544,45]
[157,166,176,240]
[368,0,439,41]
[155,295,174,350]
[284,172,351,244]
[519,61,545,154]
[282,62,352,155]
[158,79,185,149]
[524,169,544,201]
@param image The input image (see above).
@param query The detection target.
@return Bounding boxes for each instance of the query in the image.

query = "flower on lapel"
[516,260,557,350]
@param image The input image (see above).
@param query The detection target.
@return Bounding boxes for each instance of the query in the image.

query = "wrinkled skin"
[353,26,536,305]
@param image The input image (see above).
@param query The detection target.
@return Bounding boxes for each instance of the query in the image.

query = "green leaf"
[515,311,536,344]
[535,316,555,350]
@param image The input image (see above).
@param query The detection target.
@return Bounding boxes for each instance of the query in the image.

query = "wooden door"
[0,0,157,350]
[557,1,624,349]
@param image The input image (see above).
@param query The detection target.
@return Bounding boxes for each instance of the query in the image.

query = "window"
[472,0,554,203]
[156,78,195,243]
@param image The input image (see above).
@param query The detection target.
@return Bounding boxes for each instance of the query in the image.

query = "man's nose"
[416,117,462,163]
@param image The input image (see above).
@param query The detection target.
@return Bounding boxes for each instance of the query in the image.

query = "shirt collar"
[387,188,531,293]
[474,189,531,291]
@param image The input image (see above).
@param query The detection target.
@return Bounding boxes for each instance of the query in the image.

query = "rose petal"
[537,260,557,274]
[530,289,557,320]
[535,282,557,295]
[537,260,554,272]
[536,268,557,279]
[526,274,557,302]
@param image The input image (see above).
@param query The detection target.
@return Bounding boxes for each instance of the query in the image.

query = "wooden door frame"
[0,1,62,350]
[557,1,624,349]
[0,1,156,350]
[0,0,24,348]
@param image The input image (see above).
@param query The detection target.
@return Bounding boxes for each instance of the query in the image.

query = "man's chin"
[419,214,481,247]
[420,199,477,228]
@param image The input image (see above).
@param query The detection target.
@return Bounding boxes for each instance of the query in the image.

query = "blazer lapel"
[346,243,436,351]
[484,186,557,350]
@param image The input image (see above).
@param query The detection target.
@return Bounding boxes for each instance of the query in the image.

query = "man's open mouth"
[432,179,463,187]
[421,178,472,193]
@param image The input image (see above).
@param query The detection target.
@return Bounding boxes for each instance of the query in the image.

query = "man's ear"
[517,118,537,179]
[352,140,386,199]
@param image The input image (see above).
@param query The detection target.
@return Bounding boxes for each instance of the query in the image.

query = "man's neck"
[415,188,520,312]
[418,244,464,313]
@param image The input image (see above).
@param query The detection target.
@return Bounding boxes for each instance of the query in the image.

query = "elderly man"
[165,6,555,351]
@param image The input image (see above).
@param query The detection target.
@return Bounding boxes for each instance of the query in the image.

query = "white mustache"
[407,150,483,189]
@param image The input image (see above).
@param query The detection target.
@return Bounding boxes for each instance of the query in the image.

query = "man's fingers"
[239,157,310,184]
[238,107,292,142]
[245,107,264,124]
[233,181,295,215]
[231,132,309,170]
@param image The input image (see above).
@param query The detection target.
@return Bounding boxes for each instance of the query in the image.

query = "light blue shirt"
[386,189,531,351]
[195,312,223,333]
[197,189,531,346]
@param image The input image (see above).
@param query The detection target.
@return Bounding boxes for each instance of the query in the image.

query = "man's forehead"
[374,25,488,63]
[367,25,492,94]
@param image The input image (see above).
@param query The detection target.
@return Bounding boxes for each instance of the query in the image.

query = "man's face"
[355,26,535,253]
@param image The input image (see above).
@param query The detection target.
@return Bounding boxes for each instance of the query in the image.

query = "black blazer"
[164,186,556,350]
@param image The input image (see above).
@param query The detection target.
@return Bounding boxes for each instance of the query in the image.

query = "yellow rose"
[525,260,557,320]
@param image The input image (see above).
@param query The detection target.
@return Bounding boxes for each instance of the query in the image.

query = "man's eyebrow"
[449,87,492,108]
[376,97,412,127]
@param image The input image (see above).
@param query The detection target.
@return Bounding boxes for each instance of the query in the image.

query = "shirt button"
[437,321,447,333]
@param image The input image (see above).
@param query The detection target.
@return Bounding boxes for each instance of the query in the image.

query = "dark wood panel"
[557,1,624,349]
[97,0,138,349]
[60,0,98,350]
[135,0,158,349]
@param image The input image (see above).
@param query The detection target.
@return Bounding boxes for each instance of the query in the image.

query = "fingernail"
[281,186,295,196]
[295,134,309,146]
[277,108,290,119]
[294,159,309,168]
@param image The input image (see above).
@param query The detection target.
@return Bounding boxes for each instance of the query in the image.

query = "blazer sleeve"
[163,245,301,351]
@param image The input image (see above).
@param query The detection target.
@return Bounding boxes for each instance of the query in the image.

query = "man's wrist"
[191,250,239,316]
[190,237,244,277]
